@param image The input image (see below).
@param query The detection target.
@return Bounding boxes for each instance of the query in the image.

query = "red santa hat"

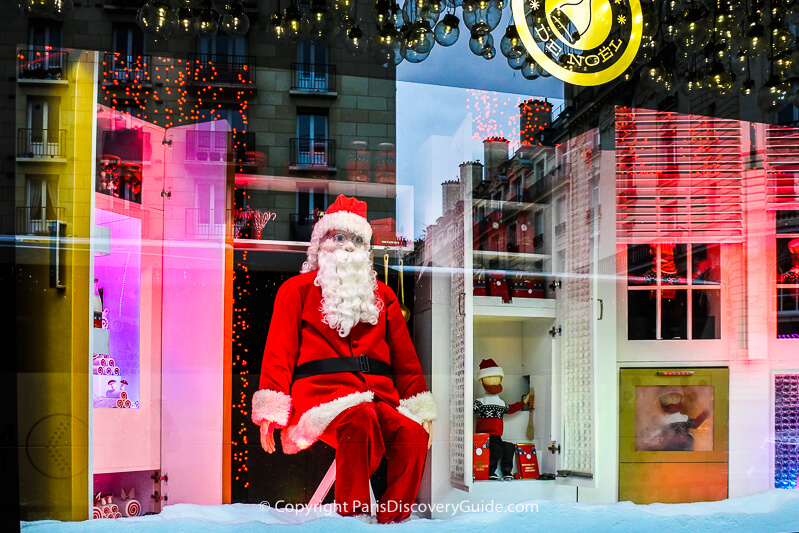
[477,358,504,380]
[310,195,372,244]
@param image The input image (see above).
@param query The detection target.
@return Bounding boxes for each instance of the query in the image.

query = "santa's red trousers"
[319,400,429,524]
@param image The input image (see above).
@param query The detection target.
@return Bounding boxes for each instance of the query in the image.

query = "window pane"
[627,244,652,285]
[664,244,687,285]
[778,238,799,283]
[661,289,687,339]
[777,288,799,337]
[692,244,721,285]
[693,289,721,339]
[635,385,714,451]
[777,210,799,234]
[628,290,656,340]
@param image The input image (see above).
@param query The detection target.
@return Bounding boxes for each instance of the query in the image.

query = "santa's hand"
[422,420,433,449]
[260,421,276,454]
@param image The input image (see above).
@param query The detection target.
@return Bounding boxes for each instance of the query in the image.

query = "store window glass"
[628,243,721,340]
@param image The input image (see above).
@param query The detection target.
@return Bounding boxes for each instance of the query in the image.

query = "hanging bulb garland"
[434,13,461,46]
[137,0,178,40]
[5,0,791,97]
[197,8,219,39]
[301,0,338,45]
[265,10,286,43]
[220,1,250,37]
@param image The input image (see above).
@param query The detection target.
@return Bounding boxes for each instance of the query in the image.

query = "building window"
[197,34,247,58]
[295,41,330,92]
[777,210,799,338]
[29,18,62,49]
[627,243,721,340]
[20,97,62,158]
[110,23,146,82]
[22,176,58,235]
[294,110,331,166]
[186,107,243,162]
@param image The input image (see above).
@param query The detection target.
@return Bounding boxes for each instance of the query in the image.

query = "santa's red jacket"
[252,271,437,453]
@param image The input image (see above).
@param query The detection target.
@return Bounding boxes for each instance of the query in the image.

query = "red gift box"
[371,218,406,247]
[488,273,511,303]
[474,270,488,296]
[485,212,507,253]
[511,213,535,255]
[473,434,490,481]
[515,443,540,479]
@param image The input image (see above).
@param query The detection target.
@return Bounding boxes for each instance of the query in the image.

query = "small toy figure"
[473,358,531,480]
[656,392,708,451]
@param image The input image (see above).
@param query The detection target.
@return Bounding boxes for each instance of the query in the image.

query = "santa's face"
[316,230,380,337]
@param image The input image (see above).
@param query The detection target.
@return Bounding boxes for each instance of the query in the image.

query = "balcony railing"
[290,138,335,169]
[291,63,336,93]
[102,53,151,85]
[18,49,68,81]
[17,129,67,159]
[17,206,65,236]
[185,208,230,240]
[188,53,255,87]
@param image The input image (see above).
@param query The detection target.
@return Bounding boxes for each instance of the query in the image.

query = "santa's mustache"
[322,247,370,266]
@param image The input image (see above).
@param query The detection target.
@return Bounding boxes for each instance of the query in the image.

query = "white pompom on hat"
[310,195,373,243]
[477,358,504,380]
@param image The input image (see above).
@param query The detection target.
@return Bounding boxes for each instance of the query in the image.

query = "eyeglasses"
[328,233,366,247]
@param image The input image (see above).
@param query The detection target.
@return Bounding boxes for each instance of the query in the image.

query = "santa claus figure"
[252,195,437,524]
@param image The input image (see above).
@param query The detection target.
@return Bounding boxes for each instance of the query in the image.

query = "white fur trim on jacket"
[281,391,374,454]
[398,391,437,424]
[311,211,373,243]
[252,389,292,427]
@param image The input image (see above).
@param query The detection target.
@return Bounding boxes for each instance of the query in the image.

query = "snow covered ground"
[21,490,799,533]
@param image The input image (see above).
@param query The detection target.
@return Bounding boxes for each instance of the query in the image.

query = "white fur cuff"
[399,391,437,422]
[282,391,374,454]
[252,389,292,427]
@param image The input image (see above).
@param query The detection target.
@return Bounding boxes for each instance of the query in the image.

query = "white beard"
[316,247,382,337]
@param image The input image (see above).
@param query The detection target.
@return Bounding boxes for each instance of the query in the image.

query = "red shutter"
[766,125,799,205]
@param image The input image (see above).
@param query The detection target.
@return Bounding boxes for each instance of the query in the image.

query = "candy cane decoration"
[233,208,252,238]
[251,210,277,241]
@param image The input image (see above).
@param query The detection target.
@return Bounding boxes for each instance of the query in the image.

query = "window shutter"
[616,108,744,243]
[766,125,799,205]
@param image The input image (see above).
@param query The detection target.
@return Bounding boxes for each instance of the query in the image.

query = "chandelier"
[15,0,799,113]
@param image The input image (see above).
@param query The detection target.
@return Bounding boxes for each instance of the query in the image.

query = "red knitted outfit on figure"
[252,272,436,523]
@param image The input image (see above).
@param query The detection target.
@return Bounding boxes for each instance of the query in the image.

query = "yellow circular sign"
[512,0,643,86]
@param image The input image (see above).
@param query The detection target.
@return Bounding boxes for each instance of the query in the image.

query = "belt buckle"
[358,354,370,373]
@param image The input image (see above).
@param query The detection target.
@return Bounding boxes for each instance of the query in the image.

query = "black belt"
[292,355,395,382]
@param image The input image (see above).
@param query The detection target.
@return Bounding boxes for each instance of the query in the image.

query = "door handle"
[598,298,603,320]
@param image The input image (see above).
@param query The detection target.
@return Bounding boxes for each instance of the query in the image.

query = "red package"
[473,434,490,481]
[513,213,535,254]
[488,273,511,303]
[515,443,540,479]
[485,214,507,253]
[474,270,488,296]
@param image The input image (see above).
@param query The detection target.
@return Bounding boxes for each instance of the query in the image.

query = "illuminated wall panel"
[775,374,799,489]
